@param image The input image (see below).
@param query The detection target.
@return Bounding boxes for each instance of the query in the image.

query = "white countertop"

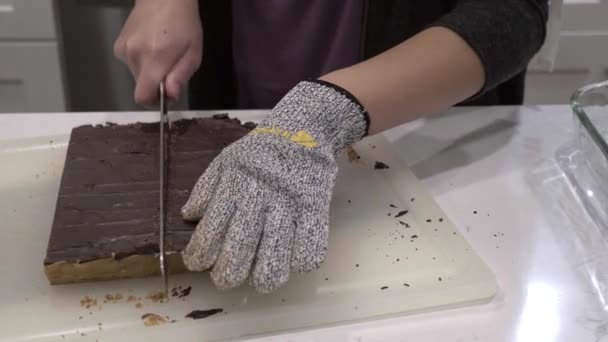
[1,106,606,341]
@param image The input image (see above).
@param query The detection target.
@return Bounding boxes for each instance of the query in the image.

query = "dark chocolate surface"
[45,116,252,264]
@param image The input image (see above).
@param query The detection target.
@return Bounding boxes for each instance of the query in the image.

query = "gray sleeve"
[431,0,549,94]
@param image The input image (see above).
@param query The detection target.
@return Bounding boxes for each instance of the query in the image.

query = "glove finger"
[181,173,236,272]
[210,177,265,290]
[251,200,294,293]
[291,205,330,273]
[181,158,222,222]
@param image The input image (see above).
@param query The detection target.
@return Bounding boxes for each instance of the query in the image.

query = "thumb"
[165,50,201,103]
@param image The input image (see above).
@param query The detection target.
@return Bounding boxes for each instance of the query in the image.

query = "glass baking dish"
[570,80,608,232]
[562,80,608,309]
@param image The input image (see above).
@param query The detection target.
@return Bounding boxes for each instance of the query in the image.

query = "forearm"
[321,26,484,135]
[321,0,548,136]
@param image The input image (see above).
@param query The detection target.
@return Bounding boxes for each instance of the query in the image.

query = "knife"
[159,81,169,296]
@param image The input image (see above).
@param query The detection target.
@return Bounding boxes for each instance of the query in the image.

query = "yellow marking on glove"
[252,127,318,148]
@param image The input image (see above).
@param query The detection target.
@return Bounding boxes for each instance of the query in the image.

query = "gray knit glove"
[181,80,369,293]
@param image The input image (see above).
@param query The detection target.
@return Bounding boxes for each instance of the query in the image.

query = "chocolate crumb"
[180,286,192,298]
[185,309,223,320]
[411,235,418,239]
[394,210,408,218]
[473,210,478,214]
[380,286,389,290]
[411,198,415,202]
[135,303,143,309]
[426,219,432,223]
[403,283,410,287]
[374,161,390,170]
[439,218,444,222]
[212,113,229,119]
[355,264,359,267]
[389,204,397,208]
[348,200,351,204]
[438,277,443,281]
[325,277,329,281]
[78,316,83,320]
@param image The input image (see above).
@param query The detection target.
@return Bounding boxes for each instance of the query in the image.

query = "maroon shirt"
[232,0,364,109]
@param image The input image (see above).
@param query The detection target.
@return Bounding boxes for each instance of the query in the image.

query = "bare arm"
[322,27,483,135]
[322,0,548,135]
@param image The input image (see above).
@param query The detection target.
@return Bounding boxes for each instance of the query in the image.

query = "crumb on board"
[80,296,98,309]
[403,283,410,287]
[127,295,137,302]
[473,210,478,214]
[438,277,443,282]
[380,286,389,290]
[346,147,361,162]
[355,264,359,267]
[135,303,143,309]
[170,286,192,299]
[389,204,397,208]
[147,291,167,303]
[104,293,123,303]
[394,210,408,218]
[142,313,167,326]
[374,161,390,170]
[185,309,223,320]
[439,218,444,222]
[411,235,418,239]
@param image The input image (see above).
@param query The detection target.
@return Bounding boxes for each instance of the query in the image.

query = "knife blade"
[159,81,169,296]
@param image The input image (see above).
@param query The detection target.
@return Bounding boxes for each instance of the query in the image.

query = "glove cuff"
[261,80,370,154]
[311,79,371,137]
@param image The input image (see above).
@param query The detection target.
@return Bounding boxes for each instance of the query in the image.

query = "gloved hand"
[113,0,202,108]
[181,80,369,293]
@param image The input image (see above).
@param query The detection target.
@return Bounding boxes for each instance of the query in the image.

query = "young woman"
[114,0,548,292]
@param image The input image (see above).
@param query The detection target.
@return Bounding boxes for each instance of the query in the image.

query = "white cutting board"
[0,112,496,342]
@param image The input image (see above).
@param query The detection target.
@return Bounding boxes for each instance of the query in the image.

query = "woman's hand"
[114,0,202,108]
[180,80,369,293]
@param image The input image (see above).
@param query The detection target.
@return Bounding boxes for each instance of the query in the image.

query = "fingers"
[181,172,237,272]
[165,49,201,102]
[181,159,222,221]
[290,205,330,273]
[251,200,295,293]
[210,176,266,290]
[134,57,173,108]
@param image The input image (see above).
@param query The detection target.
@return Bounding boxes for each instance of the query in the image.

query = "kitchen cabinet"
[0,0,65,113]
[525,0,608,104]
